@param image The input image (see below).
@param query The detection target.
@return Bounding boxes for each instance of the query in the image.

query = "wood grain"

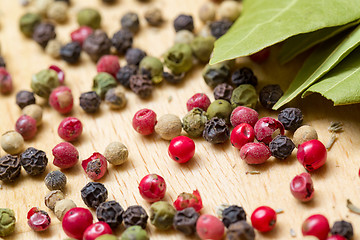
[1,0,360,239]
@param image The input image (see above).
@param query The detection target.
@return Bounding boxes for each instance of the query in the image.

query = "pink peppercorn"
[251,206,277,232]
[49,65,65,85]
[58,117,83,141]
[254,117,285,144]
[173,189,203,212]
[249,47,270,63]
[81,152,107,181]
[49,86,74,114]
[240,142,271,164]
[327,236,347,240]
[132,108,157,135]
[71,26,94,46]
[138,173,166,202]
[297,139,327,171]
[27,207,51,232]
[196,214,225,240]
[302,214,330,240]
[186,93,211,111]
[52,142,79,169]
[82,222,113,240]
[15,115,37,140]
[230,106,259,127]
[168,136,195,164]
[62,207,94,239]
[96,55,120,78]
[0,67,12,94]
[290,172,314,202]
[230,123,255,150]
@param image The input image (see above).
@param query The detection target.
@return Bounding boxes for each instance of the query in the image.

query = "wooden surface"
[1,0,360,239]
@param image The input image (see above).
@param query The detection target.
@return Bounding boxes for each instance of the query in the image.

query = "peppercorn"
[218,0,241,22]
[47,2,68,23]
[278,108,303,131]
[154,114,182,140]
[231,68,258,87]
[163,72,184,84]
[126,48,146,66]
[82,152,107,181]
[77,8,101,29]
[104,142,129,165]
[190,36,215,63]
[203,117,230,144]
[34,0,52,16]
[45,190,65,211]
[174,30,195,44]
[33,22,56,48]
[203,62,231,88]
[97,234,118,240]
[182,107,208,138]
[269,135,295,159]
[259,84,283,109]
[199,2,216,23]
[57,117,83,142]
[130,74,153,98]
[121,12,140,33]
[60,41,82,64]
[1,131,24,155]
[222,205,246,228]
[121,226,149,240]
[0,56,5,68]
[116,65,137,88]
[31,69,60,98]
[0,208,16,237]
[207,99,232,124]
[19,12,42,37]
[123,205,148,229]
[15,115,37,140]
[16,90,36,109]
[226,221,255,240]
[231,84,258,109]
[96,201,124,229]
[71,26,93,46]
[187,93,211,111]
[150,201,176,230]
[290,172,314,202]
[83,30,112,62]
[164,43,193,75]
[197,214,225,240]
[81,182,108,209]
[0,155,21,182]
[293,125,318,147]
[45,39,62,59]
[105,86,127,109]
[101,0,115,3]
[174,14,194,32]
[54,199,77,221]
[198,24,212,38]
[144,7,163,26]
[139,57,162,84]
[0,67,12,94]
[173,207,199,235]
[79,91,101,113]
[214,83,233,102]
[331,221,353,240]
[210,20,233,39]
[20,147,48,176]
[55,0,70,4]
[112,29,133,55]
[92,73,117,99]
[44,170,67,191]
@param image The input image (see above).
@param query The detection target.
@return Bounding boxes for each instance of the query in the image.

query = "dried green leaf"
[347,199,360,215]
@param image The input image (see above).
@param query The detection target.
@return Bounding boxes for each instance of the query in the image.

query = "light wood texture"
[1,0,360,239]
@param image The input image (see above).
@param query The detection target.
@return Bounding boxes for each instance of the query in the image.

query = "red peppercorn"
[81,152,107,181]
[62,207,94,239]
[290,172,314,202]
[327,236,347,240]
[27,207,51,232]
[71,26,94,46]
[58,117,83,141]
[138,173,166,202]
[196,214,225,240]
[82,222,113,240]
[96,55,120,78]
[49,86,74,114]
[49,65,65,85]
[15,115,37,140]
[52,142,79,169]
[240,142,271,164]
[168,136,195,164]
[249,47,270,63]
[230,123,255,150]
[254,117,285,144]
[297,139,327,171]
[132,108,157,135]
[0,67,12,94]
[186,93,211,111]
[302,214,330,240]
[173,189,203,212]
[230,106,259,127]
[251,206,277,232]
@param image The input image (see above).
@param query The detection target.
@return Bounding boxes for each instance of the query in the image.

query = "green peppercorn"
[47,2,68,23]
[19,12,42,37]
[121,226,149,240]
[104,142,129,166]
[31,69,59,98]
[182,107,208,138]
[207,99,232,124]
[190,36,215,63]
[139,56,163,84]
[202,62,230,88]
[93,72,117,99]
[164,43,193,75]
[150,201,176,230]
[230,84,258,109]
[0,208,16,237]
[96,234,118,240]
[77,8,101,29]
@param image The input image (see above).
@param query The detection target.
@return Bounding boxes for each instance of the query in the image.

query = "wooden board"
[1,0,360,239]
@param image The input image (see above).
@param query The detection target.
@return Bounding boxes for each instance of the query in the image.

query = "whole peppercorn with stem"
[214,83,233,102]
[150,201,176,230]
[0,68,12,94]
[45,190,65,211]
[82,152,108,181]
[71,26,93,46]
[121,226,149,240]
[210,20,233,39]
[174,14,194,32]
[198,2,216,23]
[182,107,208,138]
[0,155,21,182]
[15,115,37,140]
[293,125,318,147]
[49,86,74,114]
[222,205,246,228]
[254,117,285,144]
[218,0,241,22]
[269,135,295,159]
[121,12,140,33]
[1,131,24,155]
[112,29,133,55]
[259,84,283,109]
[139,174,166,202]
[0,208,16,237]
[47,2,68,23]
[45,39,62,59]
[302,214,330,240]
[16,90,36,109]
[144,7,163,26]
[278,107,303,131]
[123,205,149,229]
[60,41,82,64]
[79,91,101,113]
[44,170,67,191]
[251,206,276,232]
[139,56,163,84]
[126,48,146,66]
[203,117,230,144]
[190,36,215,63]
[197,214,225,240]
[290,172,314,202]
[240,142,271,164]
[104,142,128,165]
[173,190,202,212]
[83,30,112,61]
[27,207,51,232]
[105,86,127,109]
[164,43,194,75]
[62,207,93,239]
[173,207,199,235]
[54,199,77,221]
[22,104,43,126]
[33,23,56,48]
[226,221,255,240]
[297,139,327,171]
[52,142,79,169]
[132,108,157,135]
[130,74,153,98]
[93,72,117,99]
[231,68,258,87]
[203,62,231,88]
[175,30,195,44]
[155,114,182,140]
[20,147,48,176]
[19,12,42,37]
[231,84,258,109]
[96,201,124,229]
[77,8,101,29]
[31,69,59,98]
[81,182,108,208]
[331,221,353,240]
[57,117,83,142]
[187,93,211,111]
[207,99,232,124]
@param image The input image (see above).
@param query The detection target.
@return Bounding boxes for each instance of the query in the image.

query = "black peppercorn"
[173,207,199,235]
[269,135,295,159]
[112,29,133,55]
[116,65,138,88]
[278,108,303,131]
[0,155,21,182]
[44,170,67,191]
[81,182,108,208]
[123,205,149,229]
[32,23,56,48]
[214,83,233,102]
[210,20,232,39]
[60,42,82,64]
[174,14,194,32]
[129,74,153,99]
[79,91,101,113]
[83,30,112,62]
[55,0,70,4]
[121,12,140,33]
[16,90,36,109]
[226,221,255,240]
[163,72,184,84]
[331,220,353,240]
[231,68,258,87]
[203,117,230,144]
[222,205,247,228]
[102,0,115,3]
[0,56,6,68]
[125,48,146,66]
[96,200,124,229]
[20,147,48,176]
[203,63,231,88]
[259,84,283,110]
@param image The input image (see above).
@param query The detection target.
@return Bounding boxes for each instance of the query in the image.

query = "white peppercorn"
[22,104,43,126]
[218,0,241,22]
[45,190,65,211]
[1,131,24,155]
[198,2,216,23]
[104,142,129,166]
[155,114,182,140]
[54,199,77,220]
[45,39,62,59]
[34,0,52,16]
[144,7,163,26]
[105,86,127,109]
[293,125,318,147]
[44,170,67,191]
[47,1,68,23]
[174,30,195,44]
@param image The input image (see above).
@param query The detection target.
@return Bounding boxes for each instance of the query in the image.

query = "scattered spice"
[32,23,56,49]
[116,65,137,88]
[52,142,79,169]
[254,117,285,144]
[121,12,140,33]
[45,190,65,211]
[240,142,271,165]
[138,173,166,202]
[301,214,330,240]
[144,7,163,26]
[16,90,36,109]
[0,68,12,94]
[175,30,195,44]
[346,199,360,215]
[216,203,231,219]
[275,209,284,214]
[196,214,225,240]
[251,206,277,233]
[190,36,215,63]
[96,200,124,229]
[203,117,230,144]
[155,114,182,140]
[1,131,24,155]
[290,172,314,202]
[0,56,5,68]
[44,170,67,191]
[163,72,184,84]
[231,67,258,87]
[104,142,128,166]
[0,208,16,237]
[105,86,127,109]
[186,93,211,111]
[150,201,176,230]
[297,139,327,171]
[259,84,284,110]
[111,29,133,55]
[222,205,246,228]
[83,30,112,61]
[231,84,258,109]
[20,147,48,176]
[62,207,93,239]
[173,14,194,32]
[331,220,353,240]
[326,122,343,150]
[71,26,93,46]
[77,8,101,29]
[93,72,117,99]
[139,56,163,84]
[230,123,255,150]
[60,41,82,64]
[245,171,261,175]
[121,226,149,240]
[79,91,101,113]
[132,108,157,135]
[230,106,259,128]
[47,1,68,23]
[0,155,21,182]
[218,0,241,22]
[173,207,200,235]
[198,2,216,23]
[54,199,77,221]
[173,190,202,211]
[123,205,148,229]
[129,74,153,98]
[81,182,108,208]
